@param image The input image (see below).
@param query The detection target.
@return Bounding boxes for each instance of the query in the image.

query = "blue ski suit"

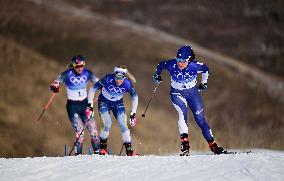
[154,59,214,141]
[88,74,138,144]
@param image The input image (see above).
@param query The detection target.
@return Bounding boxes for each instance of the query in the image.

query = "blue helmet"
[176,45,195,62]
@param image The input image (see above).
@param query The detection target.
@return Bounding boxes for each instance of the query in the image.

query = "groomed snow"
[1,149,283,181]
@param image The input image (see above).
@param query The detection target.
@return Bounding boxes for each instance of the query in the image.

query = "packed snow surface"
[1,149,283,181]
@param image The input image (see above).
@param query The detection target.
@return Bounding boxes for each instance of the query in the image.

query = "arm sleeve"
[128,83,138,114]
[88,70,99,83]
[154,61,168,76]
[53,71,67,84]
[196,62,209,84]
[87,76,105,106]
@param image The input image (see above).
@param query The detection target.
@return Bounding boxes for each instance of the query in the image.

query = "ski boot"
[75,142,83,156]
[180,134,190,156]
[208,140,225,154]
[124,143,137,156]
[91,136,100,154]
[99,138,108,155]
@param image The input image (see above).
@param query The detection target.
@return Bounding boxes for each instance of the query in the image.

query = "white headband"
[114,67,127,74]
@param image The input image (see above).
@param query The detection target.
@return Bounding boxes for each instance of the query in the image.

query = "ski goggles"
[114,72,126,80]
[72,61,86,68]
[114,66,127,80]
[176,57,189,63]
[74,64,85,68]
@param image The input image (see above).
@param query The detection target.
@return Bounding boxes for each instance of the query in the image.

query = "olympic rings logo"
[107,85,126,94]
[173,71,193,80]
[70,76,87,85]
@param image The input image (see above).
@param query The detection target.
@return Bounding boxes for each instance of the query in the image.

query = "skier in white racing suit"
[49,55,99,155]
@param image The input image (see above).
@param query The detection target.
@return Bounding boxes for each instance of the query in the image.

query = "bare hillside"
[67,0,284,77]
[0,0,283,157]
[0,37,72,157]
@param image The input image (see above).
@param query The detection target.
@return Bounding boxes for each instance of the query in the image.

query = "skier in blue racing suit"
[49,55,100,155]
[86,65,138,156]
[153,45,225,155]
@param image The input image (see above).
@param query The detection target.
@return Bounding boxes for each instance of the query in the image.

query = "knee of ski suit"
[112,103,128,133]
[190,98,214,141]
[85,118,98,138]
[171,91,189,134]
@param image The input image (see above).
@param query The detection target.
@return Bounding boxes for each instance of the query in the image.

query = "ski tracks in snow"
[1,151,284,181]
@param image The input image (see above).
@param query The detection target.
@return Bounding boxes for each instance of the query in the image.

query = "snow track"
[1,150,283,181]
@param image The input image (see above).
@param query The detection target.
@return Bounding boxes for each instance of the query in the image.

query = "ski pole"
[118,144,124,156]
[35,93,56,122]
[68,96,98,156]
[141,82,161,118]
[64,144,67,156]
[68,123,87,156]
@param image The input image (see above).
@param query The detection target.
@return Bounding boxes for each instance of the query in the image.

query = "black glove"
[129,113,137,127]
[49,82,60,93]
[153,74,162,84]
[198,83,208,92]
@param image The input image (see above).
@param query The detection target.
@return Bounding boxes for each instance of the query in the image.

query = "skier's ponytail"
[126,70,137,83]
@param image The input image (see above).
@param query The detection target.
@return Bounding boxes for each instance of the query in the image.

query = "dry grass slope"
[0,0,283,157]
[0,37,71,157]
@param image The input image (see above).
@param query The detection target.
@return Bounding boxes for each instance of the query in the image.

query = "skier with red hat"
[49,54,99,155]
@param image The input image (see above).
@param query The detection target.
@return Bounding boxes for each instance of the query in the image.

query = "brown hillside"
[73,0,284,77]
[0,0,283,157]
[0,36,72,157]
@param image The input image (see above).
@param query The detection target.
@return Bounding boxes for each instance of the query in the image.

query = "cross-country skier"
[86,65,138,156]
[49,54,100,155]
[153,45,225,155]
